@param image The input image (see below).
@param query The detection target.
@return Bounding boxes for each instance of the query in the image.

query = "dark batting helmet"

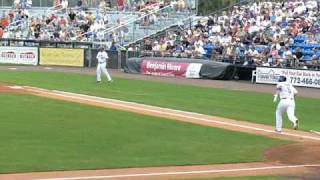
[278,76,287,82]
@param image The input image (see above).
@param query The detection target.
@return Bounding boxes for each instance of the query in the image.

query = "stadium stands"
[0,0,195,48]
[134,0,320,70]
[0,0,320,71]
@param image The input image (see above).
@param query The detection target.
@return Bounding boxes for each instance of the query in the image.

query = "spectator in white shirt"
[282,46,294,66]
[195,44,206,57]
[245,46,260,63]
[294,3,306,15]
[152,41,160,51]
[211,24,221,34]
[249,22,259,34]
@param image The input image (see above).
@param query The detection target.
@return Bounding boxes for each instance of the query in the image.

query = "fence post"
[117,50,122,69]
[125,50,129,68]
[88,47,92,68]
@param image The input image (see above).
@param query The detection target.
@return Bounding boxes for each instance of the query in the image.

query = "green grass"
[0,94,287,173]
[0,71,319,131]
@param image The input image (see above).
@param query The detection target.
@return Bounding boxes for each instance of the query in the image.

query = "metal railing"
[0,38,93,49]
[89,4,196,47]
[76,5,161,39]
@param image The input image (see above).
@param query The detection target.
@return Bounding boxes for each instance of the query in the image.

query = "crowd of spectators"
[0,0,116,42]
[136,0,320,69]
[0,0,192,47]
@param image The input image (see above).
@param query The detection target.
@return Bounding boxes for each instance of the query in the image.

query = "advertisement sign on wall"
[256,67,320,88]
[40,48,84,67]
[0,47,38,65]
[186,63,203,79]
[141,60,202,78]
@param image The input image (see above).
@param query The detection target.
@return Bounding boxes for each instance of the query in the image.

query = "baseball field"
[0,67,320,180]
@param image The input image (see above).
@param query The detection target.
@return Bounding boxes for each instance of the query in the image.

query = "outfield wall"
[1,45,320,88]
[0,46,121,69]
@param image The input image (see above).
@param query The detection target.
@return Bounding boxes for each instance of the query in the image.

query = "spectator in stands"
[194,43,205,58]
[110,41,118,51]
[245,46,259,65]
[271,45,281,64]
[144,38,153,51]
[195,21,204,30]
[159,40,167,56]
[68,10,76,22]
[294,47,305,67]
[152,41,160,53]
[173,42,185,57]
[224,42,236,63]
[0,27,3,38]
[282,46,294,67]
[311,47,320,65]
[77,0,83,9]
[14,0,20,8]
[60,0,68,9]
[26,0,32,9]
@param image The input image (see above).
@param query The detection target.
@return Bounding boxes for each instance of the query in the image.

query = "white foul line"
[8,86,24,89]
[37,89,320,142]
[32,164,320,180]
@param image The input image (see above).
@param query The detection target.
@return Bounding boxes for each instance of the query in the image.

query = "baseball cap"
[278,76,287,82]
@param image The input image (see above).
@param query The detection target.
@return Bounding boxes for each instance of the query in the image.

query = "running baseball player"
[96,47,113,83]
[273,76,298,132]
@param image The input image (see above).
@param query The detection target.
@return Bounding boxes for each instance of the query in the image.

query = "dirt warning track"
[1,85,320,180]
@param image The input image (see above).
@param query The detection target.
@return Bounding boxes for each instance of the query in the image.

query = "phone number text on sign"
[290,77,320,86]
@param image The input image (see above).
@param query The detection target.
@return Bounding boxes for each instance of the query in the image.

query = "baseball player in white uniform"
[273,76,298,132]
[96,47,113,83]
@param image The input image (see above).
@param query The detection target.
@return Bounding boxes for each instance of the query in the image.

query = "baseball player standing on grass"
[96,47,113,84]
[273,76,299,133]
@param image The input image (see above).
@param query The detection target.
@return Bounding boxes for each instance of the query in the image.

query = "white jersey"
[96,51,109,63]
[276,82,298,99]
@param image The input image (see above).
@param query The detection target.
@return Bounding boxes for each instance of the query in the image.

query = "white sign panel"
[0,46,38,65]
[256,67,320,88]
[186,63,203,79]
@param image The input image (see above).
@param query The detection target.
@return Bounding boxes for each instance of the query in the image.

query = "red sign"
[1,51,16,58]
[20,52,36,59]
[141,60,190,77]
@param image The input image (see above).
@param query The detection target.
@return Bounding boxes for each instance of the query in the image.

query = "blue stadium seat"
[304,55,312,62]
[294,36,308,44]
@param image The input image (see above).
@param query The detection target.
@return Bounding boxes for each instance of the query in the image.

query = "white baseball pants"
[96,62,112,82]
[276,99,298,132]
